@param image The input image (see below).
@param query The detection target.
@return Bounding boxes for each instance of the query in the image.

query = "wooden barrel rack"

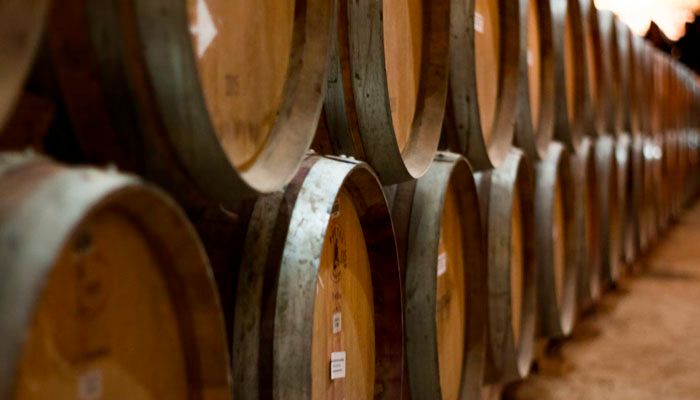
[322,0,450,184]
[48,0,336,203]
[0,153,231,399]
[2,1,700,398]
[445,0,521,169]
[475,149,536,384]
[232,156,403,399]
[535,142,577,338]
[389,152,487,400]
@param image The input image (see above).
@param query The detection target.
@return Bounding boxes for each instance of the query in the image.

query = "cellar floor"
[507,203,700,400]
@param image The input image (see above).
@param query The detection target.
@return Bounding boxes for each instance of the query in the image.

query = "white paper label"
[77,369,103,400]
[527,50,534,66]
[474,12,485,33]
[332,312,342,334]
[330,351,346,380]
[437,252,448,277]
[190,0,218,58]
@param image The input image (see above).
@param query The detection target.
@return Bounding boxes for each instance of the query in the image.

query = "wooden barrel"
[232,156,403,399]
[656,55,676,225]
[614,21,633,136]
[664,132,681,221]
[671,66,688,217]
[677,131,688,209]
[627,33,645,137]
[642,138,664,245]
[616,134,635,266]
[670,63,685,220]
[48,0,335,202]
[446,0,521,169]
[661,55,674,142]
[692,136,700,203]
[638,137,651,252]
[323,0,449,184]
[680,68,694,205]
[651,141,665,235]
[642,42,656,139]
[514,0,555,161]
[651,50,669,140]
[659,133,674,229]
[673,136,684,219]
[0,153,231,399]
[574,137,602,306]
[580,0,605,136]
[692,76,700,201]
[679,68,698,205]
[629,134,645,259]
[627,35,647,258]
[688,128,700,203]
[474,149,536,384]
[595,135,621,285]
[389,153,486,400]
[596,10,622,137]
[638,42,657,242]
[0,0,50,131]
[641,140,651,249]
[681,130,694,207]
[535,142,577,337]
[551,0,586,152]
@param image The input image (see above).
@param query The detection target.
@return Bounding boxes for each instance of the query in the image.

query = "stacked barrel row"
[0,0,698,399]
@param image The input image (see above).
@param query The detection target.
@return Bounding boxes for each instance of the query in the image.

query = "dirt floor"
[506,204,700,400]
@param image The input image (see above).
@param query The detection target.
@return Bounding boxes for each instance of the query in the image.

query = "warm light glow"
[595,0,700,40]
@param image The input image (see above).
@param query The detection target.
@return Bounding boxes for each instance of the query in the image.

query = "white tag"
[330,351,346,380]
[332,312,342,334]
[474,12,485,33]
[190,0,218,58]
[77,369,103,400]
[437,252,448,277]
[527,50,534,66]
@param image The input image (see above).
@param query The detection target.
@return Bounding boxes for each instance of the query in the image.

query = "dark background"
[648,18,700,74]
